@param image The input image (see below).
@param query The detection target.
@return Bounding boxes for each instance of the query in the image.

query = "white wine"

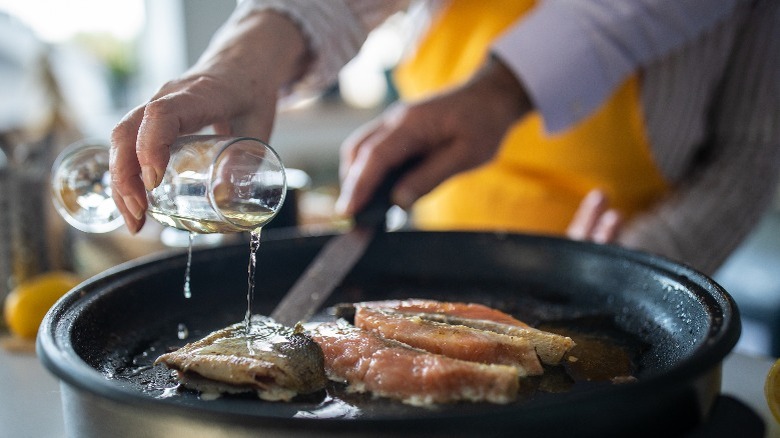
[53,136,285,234]
[218,204,278,230]
[147,210,242,233]
[148,200,277,234]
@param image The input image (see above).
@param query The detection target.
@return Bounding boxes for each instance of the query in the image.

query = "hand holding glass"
[51,135,287,234]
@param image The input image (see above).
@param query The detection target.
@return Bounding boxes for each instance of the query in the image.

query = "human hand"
[109,11,308,233]
[566,189,623,244]
[335,56,532,217]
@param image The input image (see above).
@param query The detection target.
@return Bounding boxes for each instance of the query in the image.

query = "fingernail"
[335,177,355,216]
[583,189,604,206]
[126,222,139,236]
[334,194,350,216]
[123,195,145,221]
[141,166,158,190]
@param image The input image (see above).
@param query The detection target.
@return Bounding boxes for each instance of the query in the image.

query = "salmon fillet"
[310,320,520,406]
[358,299,530,327]
[355,299,575,365]
[155,316,327,401]
[412,312,575,365]
[354,307,543,376]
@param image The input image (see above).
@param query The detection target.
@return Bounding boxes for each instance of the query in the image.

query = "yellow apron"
[393,0,669,234]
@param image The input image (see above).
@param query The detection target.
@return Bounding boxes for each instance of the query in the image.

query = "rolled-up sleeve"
[492,0,738,133]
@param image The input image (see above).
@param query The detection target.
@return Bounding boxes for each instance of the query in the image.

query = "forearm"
[233,0,410,96]
[617,0,780,275]
[618,140,780,275]
[198,9,310,95]
[492,0,742,133]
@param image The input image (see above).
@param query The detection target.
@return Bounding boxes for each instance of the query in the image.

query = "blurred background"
[0,0,779,357]
[0,0,402,281]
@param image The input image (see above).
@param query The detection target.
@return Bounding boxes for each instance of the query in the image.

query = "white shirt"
[230,0,780,275]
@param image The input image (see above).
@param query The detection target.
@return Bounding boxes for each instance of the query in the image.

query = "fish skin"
[155,316,327,401]
[310,320,520,406]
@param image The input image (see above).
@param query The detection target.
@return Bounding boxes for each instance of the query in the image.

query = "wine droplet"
[183,232,194,299]
[177,323,189,340]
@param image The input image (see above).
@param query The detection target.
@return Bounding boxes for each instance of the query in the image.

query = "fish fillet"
[357,299,530,327]
[155,316,327,401]
[355,299,575,364]
[354,307,543,376]
[310,320,520,406]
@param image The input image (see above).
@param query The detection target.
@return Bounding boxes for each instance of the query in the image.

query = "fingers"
[135,97,182,189]
[110,104,147,234]
[336,103,452,216]
[110,75,275,233]
[109,87,212,233]
[566,189,623,243]
[591,209,622,243]
[335,97,503,217]
[339,117,384,182]
[336,124,406,216]
[389,138,475,208]
[335,55,531,219]
[567,190,607,239]
[110,93,187,234]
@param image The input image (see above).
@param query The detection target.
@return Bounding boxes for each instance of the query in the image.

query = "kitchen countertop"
[0,340,778,438]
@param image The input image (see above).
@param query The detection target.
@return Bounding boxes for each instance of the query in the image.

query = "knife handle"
[354,159,418,229]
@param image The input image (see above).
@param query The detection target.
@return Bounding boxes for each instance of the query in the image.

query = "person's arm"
[336,55,533,216]
[335,0,746,217]
[492,0,740,133]
[234,0,411,99]
[110,10,308,233]
[618,0,780,275]
[109,0,408,233]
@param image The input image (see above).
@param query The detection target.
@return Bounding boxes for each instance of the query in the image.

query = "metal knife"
[269,166,404,326]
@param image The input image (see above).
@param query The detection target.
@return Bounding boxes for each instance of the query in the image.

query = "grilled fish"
[310,319,521,406]
[353,299,532,326]
[350,299,575,365]
[414,312,575,365]
[155,315,327,401]
[354,307,543,376]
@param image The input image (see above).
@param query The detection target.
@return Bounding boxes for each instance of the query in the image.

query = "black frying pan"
[38,231,739,437]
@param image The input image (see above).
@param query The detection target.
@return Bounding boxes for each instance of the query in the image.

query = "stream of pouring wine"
[183,231,194,299]
[244,228,262,352]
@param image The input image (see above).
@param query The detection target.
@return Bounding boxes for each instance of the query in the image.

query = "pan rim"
[36,230,740,429]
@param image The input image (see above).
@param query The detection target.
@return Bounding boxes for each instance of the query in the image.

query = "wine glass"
[51,135,287,234]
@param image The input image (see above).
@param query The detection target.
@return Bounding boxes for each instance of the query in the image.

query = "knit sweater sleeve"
[617,0,780,275]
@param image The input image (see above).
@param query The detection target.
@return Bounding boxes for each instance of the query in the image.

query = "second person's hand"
[566,189,624,244]
[335,55,533,218]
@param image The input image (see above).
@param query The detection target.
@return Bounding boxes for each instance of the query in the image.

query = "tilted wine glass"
[51,135,286,234]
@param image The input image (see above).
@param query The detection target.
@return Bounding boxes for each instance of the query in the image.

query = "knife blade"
[269,165,405,326]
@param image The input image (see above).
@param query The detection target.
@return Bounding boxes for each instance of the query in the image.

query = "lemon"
[765,358,780,423]
[3,271,81,339]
